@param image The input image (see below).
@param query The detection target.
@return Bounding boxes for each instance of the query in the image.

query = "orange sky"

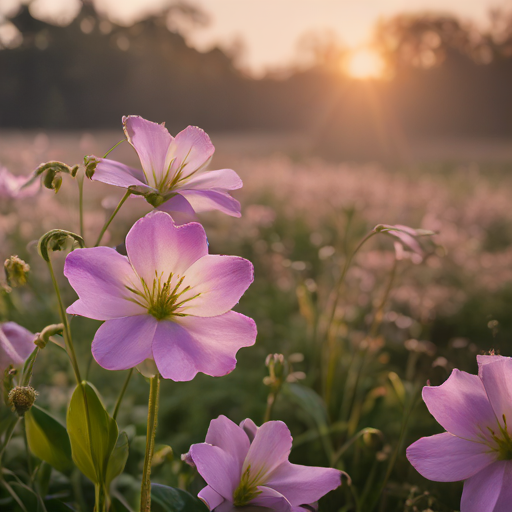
[1,0,509,74]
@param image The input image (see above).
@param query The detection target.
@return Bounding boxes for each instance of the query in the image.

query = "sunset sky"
[2,0,510,74]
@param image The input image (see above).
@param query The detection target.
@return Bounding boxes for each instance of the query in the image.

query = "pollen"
[125,270,199,320]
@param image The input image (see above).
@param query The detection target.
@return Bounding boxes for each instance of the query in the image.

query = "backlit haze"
[1,0,509,76]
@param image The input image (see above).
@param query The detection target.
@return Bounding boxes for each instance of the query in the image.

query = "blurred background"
[2,1,512,511]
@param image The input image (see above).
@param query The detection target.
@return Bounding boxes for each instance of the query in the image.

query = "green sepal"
[67,381,119,484]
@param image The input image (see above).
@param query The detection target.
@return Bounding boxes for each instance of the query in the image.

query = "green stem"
[22,417,33,480]
[94,190,131,247]
[94,482,107,512]
[47,258,81,384]
[140,373,161,512]
[77,171,85,240]
[0,417,20,461]
[263,390,277,423]
[324,230,378,338]
[113,368,133,421]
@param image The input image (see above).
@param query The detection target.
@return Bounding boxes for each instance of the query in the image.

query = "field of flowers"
[1,124,512,512]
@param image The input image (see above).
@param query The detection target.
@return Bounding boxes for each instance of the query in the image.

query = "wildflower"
[64,212,256,381]
[0,166,39,199]
[0,322,35,374]
[407,354,512,512]
[87,116,243,223]
[186,415,343,511]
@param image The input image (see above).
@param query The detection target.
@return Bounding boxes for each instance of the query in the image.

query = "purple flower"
[88,116,243,223]
[0,166,39,200]
[0,322,35,373]
[64,212,256,381]
[187,416,342,511]
[407,354,512,512]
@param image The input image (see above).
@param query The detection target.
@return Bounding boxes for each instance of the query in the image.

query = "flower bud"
[8,385,38,416]
[4,255,30,287]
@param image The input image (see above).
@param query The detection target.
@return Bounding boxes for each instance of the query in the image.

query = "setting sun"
[345,48,385,79]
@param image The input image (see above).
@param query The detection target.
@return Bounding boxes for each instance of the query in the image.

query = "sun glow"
[345,49,385,80]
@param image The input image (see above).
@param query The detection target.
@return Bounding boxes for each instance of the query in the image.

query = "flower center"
[233,466,262,507]
[489,415,512,461]
[153,149,200,194]
[125,271,199,320]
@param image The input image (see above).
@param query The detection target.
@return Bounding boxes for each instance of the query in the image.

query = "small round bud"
[4,255,30,287]
[8,386,38,416]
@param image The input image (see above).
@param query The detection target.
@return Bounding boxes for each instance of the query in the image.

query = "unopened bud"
[84,156,98,179]
[34,323,64,349]
[8,385,38,416]
[4,255,30,287]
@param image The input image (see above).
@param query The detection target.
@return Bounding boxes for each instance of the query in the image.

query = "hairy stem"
[140,373,161,512]
[94,190,131,247]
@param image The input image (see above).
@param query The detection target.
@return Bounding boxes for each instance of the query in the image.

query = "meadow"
[1,129,512,512]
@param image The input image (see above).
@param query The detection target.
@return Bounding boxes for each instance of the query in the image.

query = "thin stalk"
[77,171,85,239]
[47,258,81,384]
[94,190,131,247]
[323,230,378,341]
[367,385,420,512]
[140,373,161,512]
[0,417,20,461]
[113,368,133,421]
[263,390,277,423]
[22,418,33,480]
[95,482,107,512]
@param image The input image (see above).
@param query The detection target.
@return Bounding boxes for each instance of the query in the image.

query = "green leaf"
[67,381,118,484]
[25,405,73,474]
[105,431,129,488]
[151,484,208,512]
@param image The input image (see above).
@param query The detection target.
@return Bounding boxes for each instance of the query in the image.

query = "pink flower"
[0,166,39,199]
[407,354,512,512]
[187,415,342,511]
[87,116,243,223]
[0,322,35,373]
[64,212,256,381]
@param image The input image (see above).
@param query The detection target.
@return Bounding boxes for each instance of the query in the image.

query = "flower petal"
[0,322,34,370]
[164,126,215,181]
[152,312,256,381]
[123,116,172,188]
[65,247,145,321]
[157,194,198,225]
[479,358,512,433]
[406,432,497,482]
[181,255,254,317]
[92,315,157,371]
[251,486,292,511]
[179,189,241,217]
[205,416,250,473]
[182,169,243,192]
[422,369,497,442]
[189,443,239,501]
[265,462,341,506]
[125,212,207,286]
[198,485,225,511]
[91,157,149,190]
[243,421,292,484]
[477,354,509,377]
[240,418,259,443]
[461,461,512,512]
